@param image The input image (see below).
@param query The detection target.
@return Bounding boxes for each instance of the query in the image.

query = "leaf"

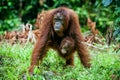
[102,0,112,7]
[113,26,120,37]
[115,7,120,14]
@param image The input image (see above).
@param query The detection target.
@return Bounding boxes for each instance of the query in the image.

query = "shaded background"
[0,0,120,35]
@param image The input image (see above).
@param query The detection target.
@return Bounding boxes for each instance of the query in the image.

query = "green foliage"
[0,42,33,79]
[0,0,20,31]
[113,26,120,42]
[0,42,120,80]
[102,0,112,7]
[0,0,120,37]
[0,18,21,31]
[0,0,39,31]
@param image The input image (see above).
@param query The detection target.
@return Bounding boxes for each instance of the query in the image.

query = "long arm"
[69,11,91,68]
[28,12,52,74]
[75,32,91,68]
[28,29,49,74]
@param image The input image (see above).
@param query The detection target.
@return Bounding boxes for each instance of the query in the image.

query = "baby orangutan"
[60,37,75,55]
[59,37,75,66]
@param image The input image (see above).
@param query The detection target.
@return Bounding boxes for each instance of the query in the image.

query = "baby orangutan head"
[60,37,75,54]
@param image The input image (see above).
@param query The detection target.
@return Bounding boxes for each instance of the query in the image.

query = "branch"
[82,42,108,50]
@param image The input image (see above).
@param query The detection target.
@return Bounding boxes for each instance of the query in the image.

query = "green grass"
[0,41,120,80]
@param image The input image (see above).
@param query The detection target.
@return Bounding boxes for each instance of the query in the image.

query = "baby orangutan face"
[60,38,74,54]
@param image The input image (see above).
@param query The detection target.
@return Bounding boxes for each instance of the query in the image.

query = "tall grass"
[0,41,120,80]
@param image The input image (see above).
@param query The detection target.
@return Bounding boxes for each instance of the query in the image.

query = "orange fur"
[28,7,91,74]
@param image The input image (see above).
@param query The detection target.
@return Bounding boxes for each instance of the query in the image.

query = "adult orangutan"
[28,7,91,74]
[59,37,75,66]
